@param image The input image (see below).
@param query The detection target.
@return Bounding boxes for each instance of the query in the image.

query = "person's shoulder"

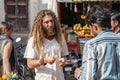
[117,33,120,37]
[28,37,34,43]
[5,38,12,42]
[26,37,34,47]
[0,35,13,42]
[89,32,120,44]
[85,38,96,44]
[84,36,102,47]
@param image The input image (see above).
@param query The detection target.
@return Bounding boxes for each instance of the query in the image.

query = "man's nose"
[48,21,53,27]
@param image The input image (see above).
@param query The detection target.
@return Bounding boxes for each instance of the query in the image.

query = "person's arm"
[2,41,12,74]
[24,37,57,68]
[59,34,68,67]
[59,57,66,67]
[27,58,45,68]
[24,37,44,68]
[74,68,81,78]
[77,43,97,80]
[27,56,56,68]
[85,45,97,80]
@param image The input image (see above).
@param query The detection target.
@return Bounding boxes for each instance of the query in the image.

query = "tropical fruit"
[73,23,82,31]
[2,74,7,80]
[0,77,2,80]
[81,15,86,20]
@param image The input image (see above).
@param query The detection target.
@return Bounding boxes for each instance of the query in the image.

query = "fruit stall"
[66,23,93,57]
[57,0,120,55]
[57,1,120,80]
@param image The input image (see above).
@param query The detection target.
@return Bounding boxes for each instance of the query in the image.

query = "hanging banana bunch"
[74,3,77,13]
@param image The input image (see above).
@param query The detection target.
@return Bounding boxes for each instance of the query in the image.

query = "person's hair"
[111,11,120,24]
[86,4,111,30]
[29,9,62,54]
[0,22,13,35]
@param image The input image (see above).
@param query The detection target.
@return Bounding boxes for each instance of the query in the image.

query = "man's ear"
[114,20,119,26]
[91,23,98,31]
[4,28,9,33]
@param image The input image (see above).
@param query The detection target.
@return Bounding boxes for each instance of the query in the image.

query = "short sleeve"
[61,34,69,56]
[24,37,36,59]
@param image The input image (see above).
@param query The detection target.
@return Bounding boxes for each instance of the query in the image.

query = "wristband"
[39,57,46,66]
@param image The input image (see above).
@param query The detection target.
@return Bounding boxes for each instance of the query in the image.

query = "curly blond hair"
[29,10,62,54]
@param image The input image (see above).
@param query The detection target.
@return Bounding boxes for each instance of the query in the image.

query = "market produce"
[73,23,82,31]
[2,74,7,80]
[73,24,93,38]
[81,15,86,20]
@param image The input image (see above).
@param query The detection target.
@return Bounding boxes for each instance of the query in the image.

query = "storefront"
[56,0,120,54]
[57,0,120,27]
[56,1,120,80]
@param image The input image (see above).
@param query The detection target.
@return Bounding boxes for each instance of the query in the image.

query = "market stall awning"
[57,0,120,2]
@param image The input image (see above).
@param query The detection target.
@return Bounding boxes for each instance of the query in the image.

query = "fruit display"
[83,24,89,30]
[81,15,86,20]
[73,23,82,31]
[0,72,18,80]
[83,24,90,34]
[73,23,93,38]
[0,78,2,80]
[73,23,84,36]
[8,72,18,80]
[0,74,7,80]
[85,34,93,38]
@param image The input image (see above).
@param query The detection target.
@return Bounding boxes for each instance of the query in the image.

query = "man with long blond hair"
[24,10,68,80]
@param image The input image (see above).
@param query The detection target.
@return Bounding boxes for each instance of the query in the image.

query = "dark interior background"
[59,2,120,27]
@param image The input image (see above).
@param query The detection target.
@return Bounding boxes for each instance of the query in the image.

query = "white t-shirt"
[24,35,68,80]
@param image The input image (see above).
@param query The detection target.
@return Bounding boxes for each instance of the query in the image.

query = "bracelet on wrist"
[39,58,47,66]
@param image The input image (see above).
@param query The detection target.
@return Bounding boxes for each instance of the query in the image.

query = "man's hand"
[44,54,59,64]
[44,56,56,64]
[59,58,65,67]
[74,68,80,79]
[53,54,58,60]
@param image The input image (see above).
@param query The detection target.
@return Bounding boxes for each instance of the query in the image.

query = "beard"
[43,28,55,37]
